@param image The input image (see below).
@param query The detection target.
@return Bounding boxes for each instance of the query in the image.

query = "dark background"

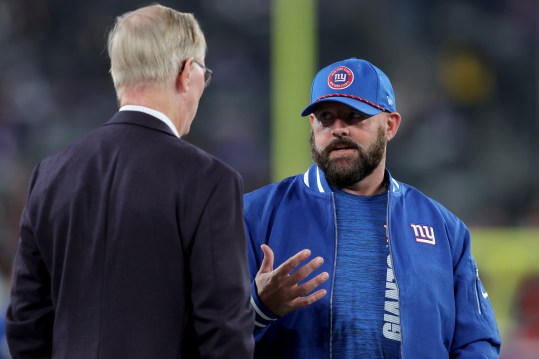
[0,0,537,356]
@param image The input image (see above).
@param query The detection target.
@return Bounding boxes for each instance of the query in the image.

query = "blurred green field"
[471,227,539,341]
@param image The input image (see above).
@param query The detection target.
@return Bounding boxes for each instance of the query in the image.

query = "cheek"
[312,122,333,137]
[312,131,330,150]
[312,120,324,130]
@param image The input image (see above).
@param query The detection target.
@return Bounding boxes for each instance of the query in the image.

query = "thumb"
[259,244,274,274]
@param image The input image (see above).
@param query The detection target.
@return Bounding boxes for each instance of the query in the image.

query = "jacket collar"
[302,163,402,194]
[303,163,332,193]
[119,105,179,137]
[104,110,178,138]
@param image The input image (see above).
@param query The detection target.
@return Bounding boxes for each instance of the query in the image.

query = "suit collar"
[105,110,178,138]
[119,105,179,137]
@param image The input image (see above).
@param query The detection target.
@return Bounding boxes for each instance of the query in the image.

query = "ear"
[176,57,194,93]
[385,112,401,141]
[309,113,316,126]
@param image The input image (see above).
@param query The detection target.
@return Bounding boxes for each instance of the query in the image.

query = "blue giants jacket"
[244,164,501,358]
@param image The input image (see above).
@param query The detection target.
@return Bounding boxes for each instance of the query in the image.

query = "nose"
[331,119,349,137]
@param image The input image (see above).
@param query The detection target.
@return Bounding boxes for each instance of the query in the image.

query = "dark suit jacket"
[6,111,254,358]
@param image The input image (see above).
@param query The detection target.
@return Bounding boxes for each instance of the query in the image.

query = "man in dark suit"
[6,4,254,358]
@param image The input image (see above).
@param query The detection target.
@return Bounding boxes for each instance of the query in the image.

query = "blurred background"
[0,0,537,357]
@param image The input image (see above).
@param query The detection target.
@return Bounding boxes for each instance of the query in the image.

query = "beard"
[310,128,386,188]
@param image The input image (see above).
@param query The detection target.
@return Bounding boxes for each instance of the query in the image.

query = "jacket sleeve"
[243,194,280,342]
[6,165,55,358]
[187,168,254,358]
[450,222,501,358]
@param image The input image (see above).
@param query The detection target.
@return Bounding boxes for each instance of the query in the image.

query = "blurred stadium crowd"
[0,0,537,357]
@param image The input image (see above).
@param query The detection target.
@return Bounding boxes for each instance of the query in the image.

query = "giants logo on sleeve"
[328,66,354,89]
[410,224,436,245]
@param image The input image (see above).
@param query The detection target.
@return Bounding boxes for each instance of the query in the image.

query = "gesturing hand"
[255,244,329,317]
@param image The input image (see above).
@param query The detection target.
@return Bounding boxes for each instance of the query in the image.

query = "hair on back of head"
[107,4,207,100]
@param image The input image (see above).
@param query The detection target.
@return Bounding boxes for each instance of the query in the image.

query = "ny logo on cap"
[334,73,347,83]
[328,66,354,90]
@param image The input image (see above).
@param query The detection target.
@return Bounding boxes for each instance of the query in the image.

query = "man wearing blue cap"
[244,58,501,358]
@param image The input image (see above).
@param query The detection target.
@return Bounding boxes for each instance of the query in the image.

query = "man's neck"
[337,167,388,196]
[121,86,181,134]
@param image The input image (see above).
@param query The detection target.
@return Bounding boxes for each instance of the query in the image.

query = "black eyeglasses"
[192,59,213,88]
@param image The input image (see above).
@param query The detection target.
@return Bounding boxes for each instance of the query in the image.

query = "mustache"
[324,137,361,153]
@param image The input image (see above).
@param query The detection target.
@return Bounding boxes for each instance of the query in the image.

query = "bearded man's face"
[310,124,386,188]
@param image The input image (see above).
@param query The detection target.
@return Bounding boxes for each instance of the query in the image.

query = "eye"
[349,111,364,120]
[320,111,334,121]
[314,111,335,126]
[346,111,368,124]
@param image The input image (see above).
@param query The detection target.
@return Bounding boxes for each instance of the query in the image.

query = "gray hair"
[108,4,207,99]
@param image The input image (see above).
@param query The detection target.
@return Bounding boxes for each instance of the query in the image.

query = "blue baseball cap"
[301,58,396,116]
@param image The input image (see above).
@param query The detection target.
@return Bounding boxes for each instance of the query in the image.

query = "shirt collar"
[119,105,180,138]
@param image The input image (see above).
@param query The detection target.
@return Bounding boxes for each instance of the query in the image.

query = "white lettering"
[386,267,395,283]
[423,226,435,242]
[410,224,425,238]
[386,254,393,269]
[385,282,398,300]
[383,323,401,341]
[384,300,399,316]
[384,313,400,324]
[383,254,401,342]
[334,73,347,82]
[410,224,436,245]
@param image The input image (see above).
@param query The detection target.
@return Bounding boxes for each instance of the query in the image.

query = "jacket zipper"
[386,186,404,358]
[329,181,402,357]
[329,192,338,359]
[474,269,482,315]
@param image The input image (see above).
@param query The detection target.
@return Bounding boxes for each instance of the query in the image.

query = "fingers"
[297,271,329,296]
[258,244,274,274]
[275,248,312,276]
[288,256,325,284]
[271,248,329,299]
[255,246,329,316]
[292,288,328,309]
